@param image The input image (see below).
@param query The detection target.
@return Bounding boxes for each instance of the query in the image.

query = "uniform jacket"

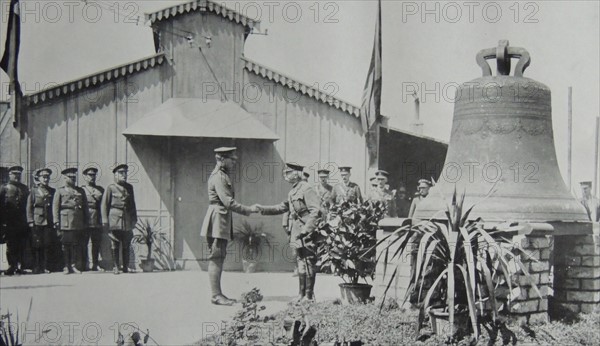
[333,182,363,204]
[580,196,600,222]
[366,187,398,218]
[26,184,56,226]
[101,182,138,231]
[396,198,412,218]
[408,194,427,218]
[261,181,321,249]
[200,166,252,240]
[314,183,336,214]
[53,185,89,231]
[82,183,105,228]
[0,181,29,229]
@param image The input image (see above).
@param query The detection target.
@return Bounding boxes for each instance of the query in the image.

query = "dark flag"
[361,0,382,169]
[360,0,382,133]
[1,0,23,128]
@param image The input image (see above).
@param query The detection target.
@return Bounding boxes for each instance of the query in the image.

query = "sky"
[1,0,599,194]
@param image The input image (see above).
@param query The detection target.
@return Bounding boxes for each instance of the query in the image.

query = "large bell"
[414,40,589,223]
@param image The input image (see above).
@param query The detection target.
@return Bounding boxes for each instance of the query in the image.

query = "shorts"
[207,237,228,260]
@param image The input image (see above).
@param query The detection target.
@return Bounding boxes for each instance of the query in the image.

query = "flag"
[360,0,382,133]
[1,0,23,128]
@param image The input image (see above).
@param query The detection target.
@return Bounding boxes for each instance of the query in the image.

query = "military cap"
[8,166,23,174]
[284,162,304,172]
[317,169,330,177]
[35,168,53,177]
[112,164,128,173]
[369,176,376,181]
[214,147,237,154]
[418,179,433,188]
[339,166,352,173]
[82,167,99,175]
[62,168,78,176]
[580,181,592,187]
[375,170,389,177]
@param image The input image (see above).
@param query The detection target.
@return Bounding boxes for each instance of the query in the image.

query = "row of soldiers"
[0,164,137,275]
[289,166,433,220]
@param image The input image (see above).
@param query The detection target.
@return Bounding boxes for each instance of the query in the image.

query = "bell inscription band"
[414,40,589,223]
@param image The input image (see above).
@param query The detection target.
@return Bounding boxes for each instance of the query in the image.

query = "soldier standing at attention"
[314,169,336,214]
[333,166,363,204]
[366,170,398,218]
[101,164,138,274]
[408,179,432,218]
[256,163,321,302]
[0,166,29,275]
[201,147,258,305]
[81,167,105,271]
[26,168,55,274]
[579,181,600,222]
[53,168,89,274]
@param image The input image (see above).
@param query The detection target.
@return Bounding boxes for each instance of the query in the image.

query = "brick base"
[553,229,600,315]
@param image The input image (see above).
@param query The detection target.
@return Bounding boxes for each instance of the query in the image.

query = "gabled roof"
[146,0,259,29]
[242,57,361,118]
[25,53,166,106]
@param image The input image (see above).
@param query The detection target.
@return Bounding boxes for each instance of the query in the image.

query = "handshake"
[249,204,264,214]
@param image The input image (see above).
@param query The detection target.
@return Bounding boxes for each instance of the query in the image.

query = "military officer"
[53,168,89,274]
[80,167,105,271]
[408,179,432,218]
[396,184,412,218]
[579,181,600,222]
[333,166,363,204]
[201,147,258,305]
[0,166,29,275]
[26,168,56,274]
[101,164,138,274]
[257,163,321,302]
[314,169,336,214]
[366,170,398,218]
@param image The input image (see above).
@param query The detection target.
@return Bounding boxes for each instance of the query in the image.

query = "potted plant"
[132,218,168,273]
[316,200,386,304]
[233,221,271,273]
[377,189,542,340]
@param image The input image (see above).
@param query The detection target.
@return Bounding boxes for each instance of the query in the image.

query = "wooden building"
[0,0,446,271]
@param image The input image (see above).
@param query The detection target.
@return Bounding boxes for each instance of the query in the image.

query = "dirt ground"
[1,268,344,345]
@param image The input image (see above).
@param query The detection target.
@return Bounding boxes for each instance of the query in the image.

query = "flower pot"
[339,283,372,304]
[140,259,155,272]
[242,259,258,273]
[428,305,469,336]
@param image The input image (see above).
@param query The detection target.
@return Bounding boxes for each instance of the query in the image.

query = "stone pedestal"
[374,218,413,302]
[553,224,600,314]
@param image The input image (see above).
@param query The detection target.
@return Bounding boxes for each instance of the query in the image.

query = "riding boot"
[295,274,306,302]
[122,245,130,273]
[112,248,120,274]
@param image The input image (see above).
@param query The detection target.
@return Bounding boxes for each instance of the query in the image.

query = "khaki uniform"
[366,187,398,218]
[26,184,56,272]
[101,183,138,231]
[200,166,252,241]
[101,181,137,271]
[53,185,89,239]
[27,185,56,246]
[333,182,363,204]
[261,181,321,249]
[81,183,105,270]
[314,183,336,214]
